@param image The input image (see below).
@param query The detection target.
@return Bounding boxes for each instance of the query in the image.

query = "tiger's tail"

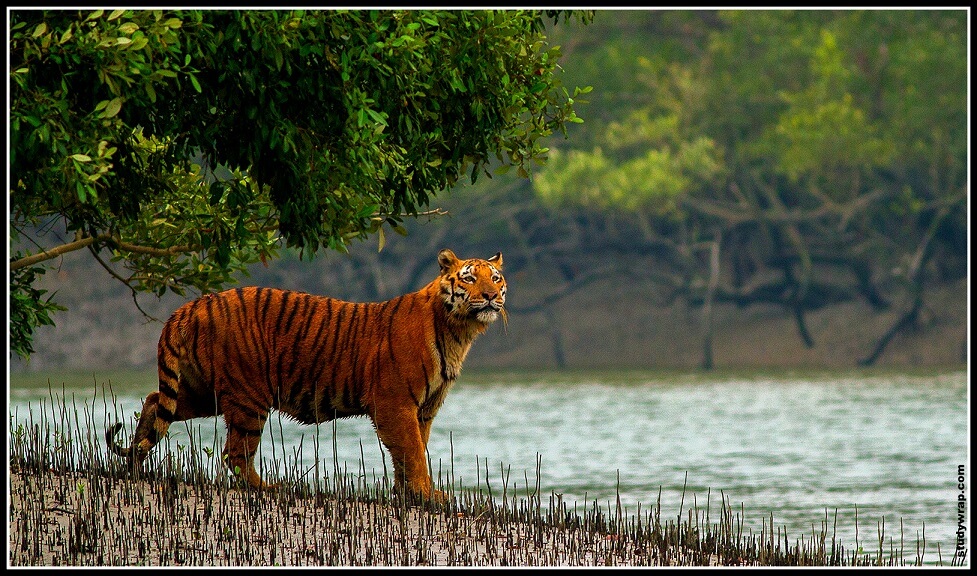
[105,389,167,468]
[105,422,132,459]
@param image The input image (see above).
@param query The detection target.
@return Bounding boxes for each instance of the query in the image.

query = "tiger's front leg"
[372,407,448,503]
[415,415,452,503]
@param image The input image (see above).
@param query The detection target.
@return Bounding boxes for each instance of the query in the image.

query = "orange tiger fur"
[106,249,506,501]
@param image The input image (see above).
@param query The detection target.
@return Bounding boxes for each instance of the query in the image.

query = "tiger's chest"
[415,330,473,409]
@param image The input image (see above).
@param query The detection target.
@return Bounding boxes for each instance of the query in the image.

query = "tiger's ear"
[438,249,460,274]
[487,252,503,269]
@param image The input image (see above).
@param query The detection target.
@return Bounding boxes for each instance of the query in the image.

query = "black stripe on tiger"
[286,302,325,403]
[434,329,449,386]
[158,361,179,385]
[221,394,268,423]
[298,299,336,403]
[226,420,265,439]
[277,295,310,387]
[159,382,179,401]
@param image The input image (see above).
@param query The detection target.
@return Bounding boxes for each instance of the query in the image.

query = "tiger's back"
[165,286,446,424]
[107,249,506,500]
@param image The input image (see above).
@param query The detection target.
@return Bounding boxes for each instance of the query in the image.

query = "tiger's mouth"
[471,302,504,323]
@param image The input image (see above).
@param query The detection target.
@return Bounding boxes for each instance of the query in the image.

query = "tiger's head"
[437,249,507,325]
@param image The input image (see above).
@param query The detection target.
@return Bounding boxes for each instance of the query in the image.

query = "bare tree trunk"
[700,235,721,370]
[858,293,921,366]
[545,308,567,369]
[858,204,950,366]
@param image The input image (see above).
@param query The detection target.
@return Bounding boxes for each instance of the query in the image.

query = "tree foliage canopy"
[9,9,592,359]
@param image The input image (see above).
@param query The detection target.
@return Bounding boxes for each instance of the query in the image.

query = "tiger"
[106,248,506,502]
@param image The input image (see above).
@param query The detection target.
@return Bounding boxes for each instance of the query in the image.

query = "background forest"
[10,10,969,372]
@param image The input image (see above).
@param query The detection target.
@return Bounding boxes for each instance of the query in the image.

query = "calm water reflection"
[9,369,968,562]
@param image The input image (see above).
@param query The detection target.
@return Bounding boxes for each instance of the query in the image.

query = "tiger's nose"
[482,290,498,300]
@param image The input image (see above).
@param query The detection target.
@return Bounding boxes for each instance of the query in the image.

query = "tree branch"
[87,244,163,323]
[857,202,955,366]
[107,238,196,257]
[10,235,103,270]
[679,185,891,229]
[10,232,201,271]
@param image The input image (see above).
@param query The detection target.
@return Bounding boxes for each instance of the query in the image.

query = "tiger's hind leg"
[106,340,210,474]
[132,340,189,461]
[222,410,276,490]
[106,381,185,474]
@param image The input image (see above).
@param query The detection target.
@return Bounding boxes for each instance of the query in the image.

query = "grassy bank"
[7,391,960,567]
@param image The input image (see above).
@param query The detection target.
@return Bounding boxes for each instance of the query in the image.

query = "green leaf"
[130,35,149,50]
[101,97,122,118]
[274,47,283,71]
[356,203,379,218]
[70,154,92,162]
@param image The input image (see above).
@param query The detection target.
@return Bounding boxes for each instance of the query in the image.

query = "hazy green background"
[10,10,968,374]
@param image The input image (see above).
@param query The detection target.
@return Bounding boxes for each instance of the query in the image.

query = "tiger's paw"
[394,485,453,508]
[429,488,452,505]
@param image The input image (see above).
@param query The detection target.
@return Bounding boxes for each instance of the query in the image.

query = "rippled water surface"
[9,368,968,562]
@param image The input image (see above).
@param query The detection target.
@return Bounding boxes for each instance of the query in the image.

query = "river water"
[8,368,969,564]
